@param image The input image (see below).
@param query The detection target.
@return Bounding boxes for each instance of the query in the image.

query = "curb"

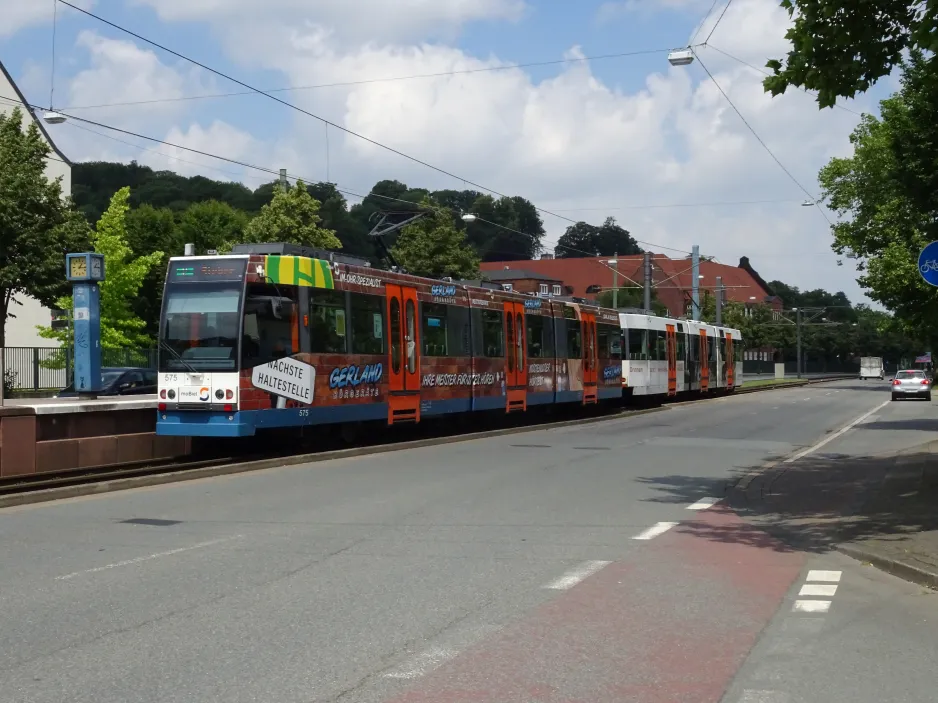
[838,544,938,591]
[0,405,670,509]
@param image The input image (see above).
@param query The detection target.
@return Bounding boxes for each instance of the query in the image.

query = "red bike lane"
[387,506,804,703]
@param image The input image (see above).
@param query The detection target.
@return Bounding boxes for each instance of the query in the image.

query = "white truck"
[859,356,885,380]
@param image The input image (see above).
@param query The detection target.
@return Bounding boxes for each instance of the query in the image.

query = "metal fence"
[1,347,157,394]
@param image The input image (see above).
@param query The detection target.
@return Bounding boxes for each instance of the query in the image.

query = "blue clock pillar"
[65,253,106,397]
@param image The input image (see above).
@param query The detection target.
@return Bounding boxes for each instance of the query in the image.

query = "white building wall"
[0,62,72,349]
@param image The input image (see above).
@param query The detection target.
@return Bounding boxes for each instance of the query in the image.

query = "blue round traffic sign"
[919,242,938,287]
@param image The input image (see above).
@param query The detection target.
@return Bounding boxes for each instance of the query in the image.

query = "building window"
[539,284,548,296]
[502,283,513,292]
[552,285,561,296]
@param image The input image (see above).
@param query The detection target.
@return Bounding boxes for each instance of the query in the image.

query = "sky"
[0,0,897,305]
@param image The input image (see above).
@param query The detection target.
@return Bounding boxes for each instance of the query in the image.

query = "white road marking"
[784,399,890,463]
[632,521,678,541]
[55,535,242,581]
[544,560,612,589]
[799,583,838,597]
[383,647,457,679]
[806,569,842,582]
[738,691,790,703]
[792,600,831,613]
[687,497,719,510]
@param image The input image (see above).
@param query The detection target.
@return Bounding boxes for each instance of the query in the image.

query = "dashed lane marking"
[632,521,678,541]
[738,691,790,703]
[686,497,719,510]
[544,560,612,590]
[383,647,457,679]
[792,600,831,613]
[806,569,842,582]
[784,399,890,464]
[799,583,838,597]
[55,535,243,581]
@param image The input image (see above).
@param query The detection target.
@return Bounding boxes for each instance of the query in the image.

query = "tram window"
[161,285,241,371]
[515,312,524,370]
[710,335,718,362]
[241,283,299,369]
[652,330,667,360]
[506,313,515,372]
[692,333,701,363]
[566,322,582,359]
[350,293,384,355]
[422,302,449,357]
[449,305,471,356]
[597,326,609,359]
[677,331,686,361]
[480,309,504,358]
[526,315,547,359]
[390,297,401,374]
[597,324,621,359]
[627,328,648,360]
[406,299,417,373]
[310,290,347,354]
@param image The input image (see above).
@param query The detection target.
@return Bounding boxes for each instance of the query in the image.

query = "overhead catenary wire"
[703,0,734,45]
[691,50,833,226]
[688,0,722,46]
[56,0,679,245]
[59,48,672,112]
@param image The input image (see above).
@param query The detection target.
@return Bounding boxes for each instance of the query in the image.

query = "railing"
[1,347,157,395]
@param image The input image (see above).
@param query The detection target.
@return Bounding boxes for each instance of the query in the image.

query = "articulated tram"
[155,243,742,437]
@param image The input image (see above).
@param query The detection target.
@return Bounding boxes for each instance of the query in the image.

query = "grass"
[742,377,807,388]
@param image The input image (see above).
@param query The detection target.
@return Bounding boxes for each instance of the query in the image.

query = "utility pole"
[691,245,700,320]
[796,307,802,379]
[612,252,618,310]
[643,251,652,312]
[715,275,724,326]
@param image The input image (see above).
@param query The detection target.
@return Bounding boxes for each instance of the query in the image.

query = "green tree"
[818,53,938,343]
[391,203,480,279]
[125,205,179,336]
[37,188,164,349]
[177,200,249,253]
[596,286,668,316]
[554,217,642,258]
[243,180,341,249]
[764,0,938,108]
[0,107,91,347]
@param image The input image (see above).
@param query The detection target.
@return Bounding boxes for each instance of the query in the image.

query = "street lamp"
[42,111,67,125]
[461,213,477,223]
[668,48,694,66]
[801,199,816,207]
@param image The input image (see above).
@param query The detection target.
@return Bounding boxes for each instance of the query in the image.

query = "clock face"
[90,257,102,279]
[69,257,87,279]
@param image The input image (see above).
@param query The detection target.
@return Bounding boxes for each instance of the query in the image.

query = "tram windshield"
[158,259,247,372]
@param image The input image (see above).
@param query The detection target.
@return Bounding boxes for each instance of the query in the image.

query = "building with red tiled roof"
[480,254,781,318]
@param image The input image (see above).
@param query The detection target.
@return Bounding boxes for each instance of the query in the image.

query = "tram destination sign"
[251,357,316,404]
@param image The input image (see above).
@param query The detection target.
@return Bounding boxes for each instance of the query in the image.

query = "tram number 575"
[298,409,309,417]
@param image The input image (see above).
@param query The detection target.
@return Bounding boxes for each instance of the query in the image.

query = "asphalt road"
[1,379,936,702]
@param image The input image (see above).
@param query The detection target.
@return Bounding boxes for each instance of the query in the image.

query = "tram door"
[582,312,598,404]
[503,301,527,412]
[726,333,735,387]
[699,329,710,392]
[386,285,421,424]
[665,324,677,396]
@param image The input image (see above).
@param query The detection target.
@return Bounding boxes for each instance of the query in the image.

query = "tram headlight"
[215,389,225,400]
[167,389,176,400]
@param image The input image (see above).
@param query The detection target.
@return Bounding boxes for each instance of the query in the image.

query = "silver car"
[891,369,931,401]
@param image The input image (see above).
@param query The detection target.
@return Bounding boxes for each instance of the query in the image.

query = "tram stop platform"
[0,396,191,478]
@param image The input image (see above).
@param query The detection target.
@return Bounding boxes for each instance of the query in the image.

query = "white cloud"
[0,0,94,38]
[132,0,526,46]
[44,0,880,302]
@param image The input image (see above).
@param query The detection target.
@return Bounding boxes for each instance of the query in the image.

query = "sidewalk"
[725,440,938,589]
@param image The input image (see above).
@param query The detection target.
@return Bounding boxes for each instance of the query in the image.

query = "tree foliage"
[554,217,642,258]
[764,0,938,108]
[391,202,480,279]
[0,107,91,347]
[37,188,164,349]
[817,52,938,345]
[243,179,341,249]
[596,286,668,316]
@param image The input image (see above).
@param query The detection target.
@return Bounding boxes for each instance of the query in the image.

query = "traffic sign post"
[918,242,938,286]
[65,253,106,398]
